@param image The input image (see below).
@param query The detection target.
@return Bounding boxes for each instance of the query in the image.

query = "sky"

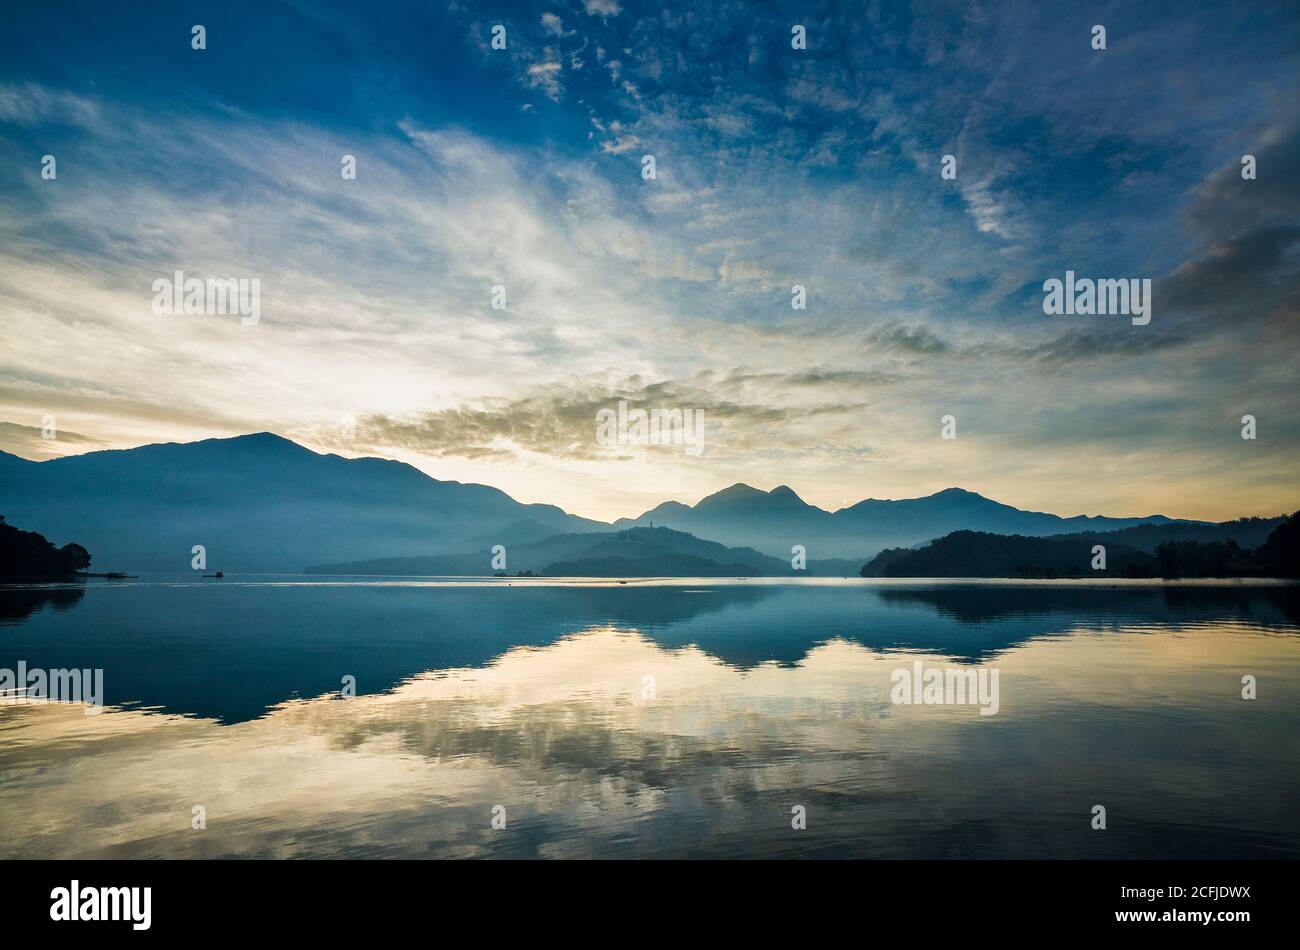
[0,0,1297,523]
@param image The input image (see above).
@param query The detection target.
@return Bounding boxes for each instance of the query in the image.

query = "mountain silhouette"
[616,483,1190,558]
[2,432,1267,572]
[308,525,860,577]
[862,518,1288,577]
[0,433,604,572]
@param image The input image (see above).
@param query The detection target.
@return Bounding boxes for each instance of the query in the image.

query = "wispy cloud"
[0,0,1296,521]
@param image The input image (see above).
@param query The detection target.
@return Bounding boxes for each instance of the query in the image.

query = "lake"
[2,576,1298,859]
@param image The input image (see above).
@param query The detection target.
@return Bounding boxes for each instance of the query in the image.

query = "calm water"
[2,576,1298,859]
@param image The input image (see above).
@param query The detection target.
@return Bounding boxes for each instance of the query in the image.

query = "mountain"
[860,513,1299,578]
[861,516,1286,576]
[3,431,1279,575]
[617,484,1193,559]
[1043,517,1284,553]
[862,530,1153,578]
[0,433,605,572]
[307,526,862,577]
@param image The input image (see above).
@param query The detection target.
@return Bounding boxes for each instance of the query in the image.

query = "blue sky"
[1,0,1297,520]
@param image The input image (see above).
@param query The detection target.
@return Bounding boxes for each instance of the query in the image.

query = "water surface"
[2,576,1297,858]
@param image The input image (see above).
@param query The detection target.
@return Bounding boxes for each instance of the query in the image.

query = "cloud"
[0,421,108,460]
[1015,328,1192,365]
[526,57,564,100]
[1158,119,1300,332]
[865,324,951,356]
[583,0,621,16]
[306,371,884,464]
[1162,226,1300,323]
[0,82,98,126]
[1184,122,1300,245]
[1,0,1297,522]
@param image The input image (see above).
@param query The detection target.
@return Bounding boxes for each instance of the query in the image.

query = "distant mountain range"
[616,483,1191,559]
[1,432,1283,574]
[307,526,862,577]
[0,433,602,572]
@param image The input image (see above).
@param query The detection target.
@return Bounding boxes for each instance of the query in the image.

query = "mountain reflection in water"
[1,578,1297,858]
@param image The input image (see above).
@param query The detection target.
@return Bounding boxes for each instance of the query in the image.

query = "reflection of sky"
[2,621,1297,859]
[4,578,1299,722]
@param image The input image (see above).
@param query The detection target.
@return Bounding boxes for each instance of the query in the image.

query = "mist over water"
[2,577,1298,858]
